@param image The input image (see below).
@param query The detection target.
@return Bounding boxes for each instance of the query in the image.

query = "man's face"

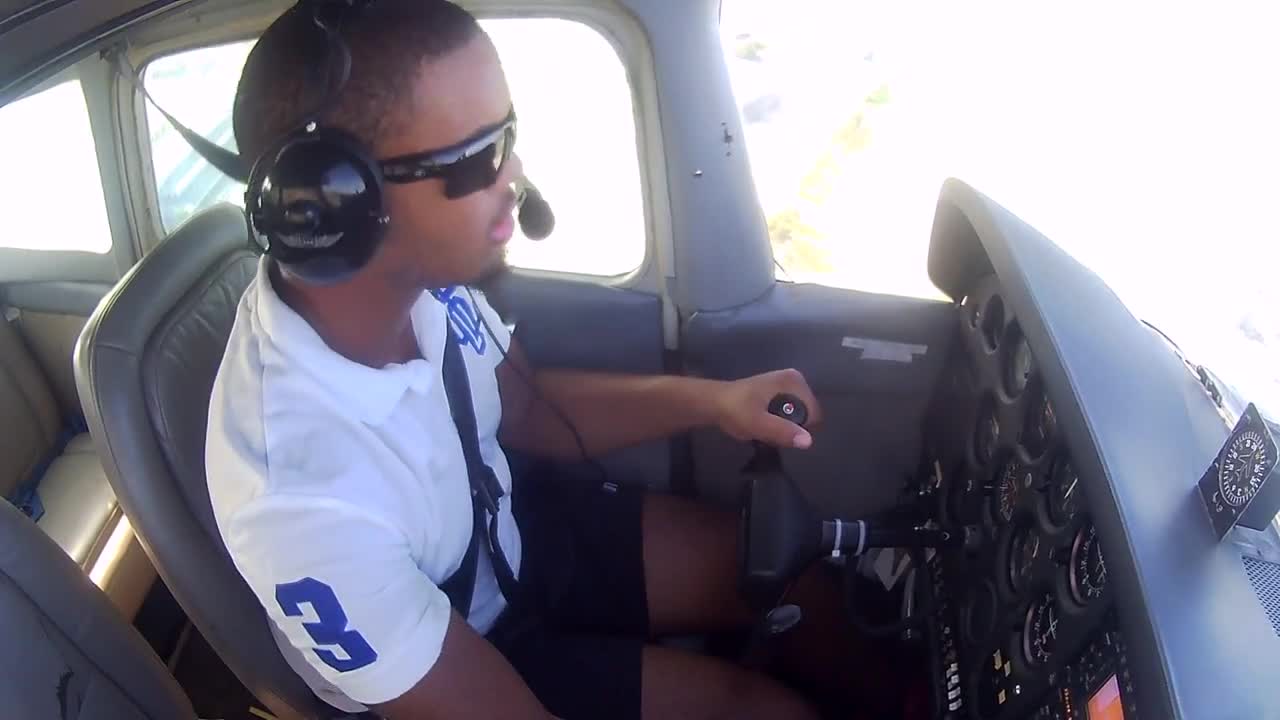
[373,33,522,288]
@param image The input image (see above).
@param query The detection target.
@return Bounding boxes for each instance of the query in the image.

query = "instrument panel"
[920,275,1139,720]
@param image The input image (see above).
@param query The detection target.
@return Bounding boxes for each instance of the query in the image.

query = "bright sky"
[0,80,113,253]
[723,0,1280,417]
[483,18,646,277]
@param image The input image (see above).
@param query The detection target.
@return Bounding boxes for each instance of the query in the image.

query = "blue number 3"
[276,578,377,672]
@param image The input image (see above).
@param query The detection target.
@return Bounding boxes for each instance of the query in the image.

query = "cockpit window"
[144,41,252,232]
[719,1,943,300]
[721,1,1279,427]
[0,77,112,253]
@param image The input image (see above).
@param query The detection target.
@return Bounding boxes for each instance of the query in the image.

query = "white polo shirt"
[205,257,520,712]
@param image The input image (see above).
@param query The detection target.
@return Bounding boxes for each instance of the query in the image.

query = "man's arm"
[496,337,823,459]
[227,493,552,719]
[375,612,552,720]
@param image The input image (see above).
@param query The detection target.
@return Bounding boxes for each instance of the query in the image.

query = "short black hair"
[233,0,481,162]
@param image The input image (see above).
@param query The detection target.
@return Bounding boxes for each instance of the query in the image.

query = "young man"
[206,2,846,718]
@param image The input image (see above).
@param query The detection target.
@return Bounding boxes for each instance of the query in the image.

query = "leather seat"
[34,432,119,566]
[76,204,340,719]
[0,308,120,567]
[0,498,195,719]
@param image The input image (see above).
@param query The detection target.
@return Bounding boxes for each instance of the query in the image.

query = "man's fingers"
[756,413,814,449]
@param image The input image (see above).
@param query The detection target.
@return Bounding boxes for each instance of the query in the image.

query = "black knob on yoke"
[768,394,808,427]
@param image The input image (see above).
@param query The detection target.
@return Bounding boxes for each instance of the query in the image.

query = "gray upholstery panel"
[684,283,955,511]
[2,281,114,316]
[75,204,330,717]
[484,273,668,489]
[0,500,194,719]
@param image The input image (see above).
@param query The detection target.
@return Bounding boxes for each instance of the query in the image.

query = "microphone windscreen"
[517,181,555,241]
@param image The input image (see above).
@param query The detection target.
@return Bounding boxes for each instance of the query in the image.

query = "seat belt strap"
[109,51,249,182]
[437,487,484,615]
[437,330,522,617]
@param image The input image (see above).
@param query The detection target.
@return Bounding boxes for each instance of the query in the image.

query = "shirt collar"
[251,257,444,425]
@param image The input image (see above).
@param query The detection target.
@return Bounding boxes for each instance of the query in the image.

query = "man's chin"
[471,251,511,292]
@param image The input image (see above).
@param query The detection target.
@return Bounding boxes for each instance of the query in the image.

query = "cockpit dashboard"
[917,180,1280,720]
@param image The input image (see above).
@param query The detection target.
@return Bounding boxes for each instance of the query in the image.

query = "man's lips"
[490,213,515,244]
[489,194,518,244]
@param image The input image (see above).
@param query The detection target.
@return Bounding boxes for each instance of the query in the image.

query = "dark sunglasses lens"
[441,125,515,199]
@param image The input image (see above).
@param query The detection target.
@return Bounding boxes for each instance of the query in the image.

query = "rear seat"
[31,432,120,565]
[0,309,150,615]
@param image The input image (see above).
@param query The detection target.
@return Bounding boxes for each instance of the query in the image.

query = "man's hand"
[713,369,823,449]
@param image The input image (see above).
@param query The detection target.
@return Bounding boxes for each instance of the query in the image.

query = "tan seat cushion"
[35,433,119,567]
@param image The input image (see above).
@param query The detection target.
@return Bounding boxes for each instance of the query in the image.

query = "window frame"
[120,2,671,293]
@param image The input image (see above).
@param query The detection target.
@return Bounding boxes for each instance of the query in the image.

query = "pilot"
[206,1,898,718]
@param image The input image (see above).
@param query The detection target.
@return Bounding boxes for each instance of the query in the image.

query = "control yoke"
[738,396,976,610]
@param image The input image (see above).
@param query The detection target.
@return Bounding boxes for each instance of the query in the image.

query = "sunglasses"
[380,108,517,199]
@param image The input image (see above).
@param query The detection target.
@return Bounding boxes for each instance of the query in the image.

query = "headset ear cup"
[245,143,276,253]
[244,128,389,284]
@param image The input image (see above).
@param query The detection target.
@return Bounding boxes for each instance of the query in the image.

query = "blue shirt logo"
[431,287,486,355]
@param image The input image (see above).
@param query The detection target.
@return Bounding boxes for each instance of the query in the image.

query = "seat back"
[75,204,333,718]
[0,310,61,500]
[0,500,195,719]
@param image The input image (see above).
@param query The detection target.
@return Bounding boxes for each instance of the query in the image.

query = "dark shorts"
[486,470,649,720]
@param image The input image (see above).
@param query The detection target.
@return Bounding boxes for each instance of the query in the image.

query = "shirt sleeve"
[223,493,453,706]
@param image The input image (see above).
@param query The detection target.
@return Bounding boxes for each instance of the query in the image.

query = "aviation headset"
[244,0,521,285]
[244,0,386,285]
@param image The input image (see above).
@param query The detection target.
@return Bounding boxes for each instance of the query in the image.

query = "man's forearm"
[503,369,728,459]
[496,339,820,459]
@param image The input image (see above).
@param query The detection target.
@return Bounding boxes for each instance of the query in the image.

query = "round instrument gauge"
[1004,330,1033,398]
[981,295,1006,351]
[1008,526,1041,593]
[1022,387,1057,460]
[1022,592,1059,667]
[948,470,983,526]
[990,457,1029,526]
[1219,429,1270,507]
[974,397,1000,466]
[962,582,999,645]
[1069,524,1108,605]
[1047,455,1083,527]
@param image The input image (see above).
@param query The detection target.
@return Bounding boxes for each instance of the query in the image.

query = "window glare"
[144,41,252,232]
[0,80,112,253]
[721,1,944,299]
[721,2,1280,299]
[483,18,646,277]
